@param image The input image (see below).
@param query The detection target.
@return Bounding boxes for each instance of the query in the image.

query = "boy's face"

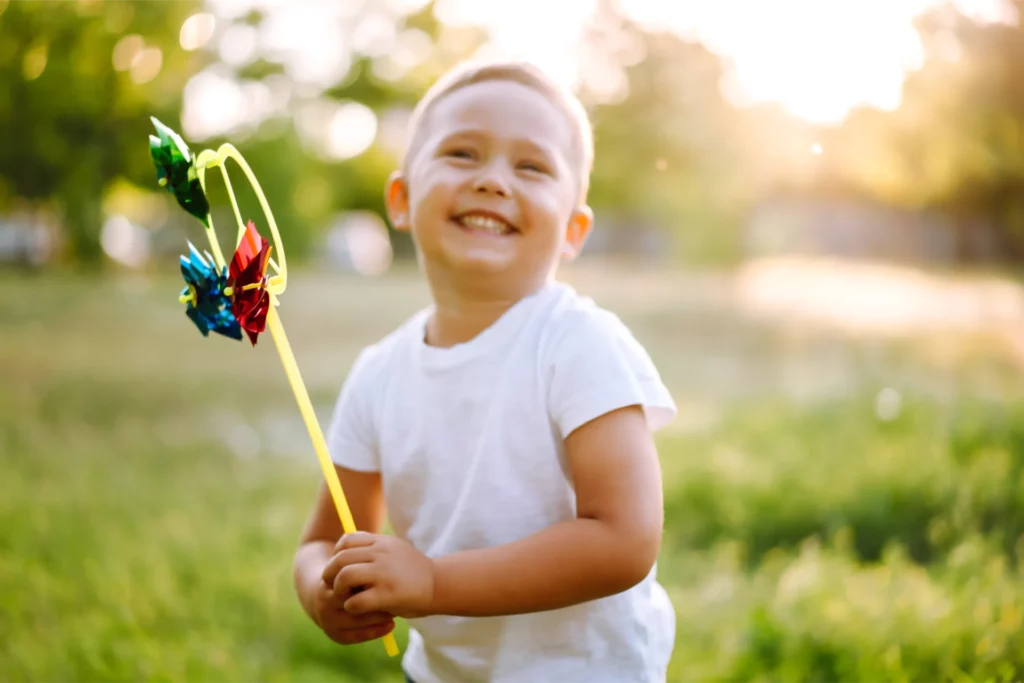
[385,79,592,288]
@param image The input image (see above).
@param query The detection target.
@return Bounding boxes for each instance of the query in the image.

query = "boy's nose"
[472,164,511,197]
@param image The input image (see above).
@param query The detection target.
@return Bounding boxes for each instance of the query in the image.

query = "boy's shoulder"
[538,282,645,356]
[539,281,676,435]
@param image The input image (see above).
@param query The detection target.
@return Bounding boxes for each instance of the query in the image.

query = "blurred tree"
[0,0,210,265]
[910,0,1024,259]
[579,1,751,263]
[822,1,1024,261]
[0,0,487,266]
[5,0,1024,269]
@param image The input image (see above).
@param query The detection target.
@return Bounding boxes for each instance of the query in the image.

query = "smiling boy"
[293,60,678,683]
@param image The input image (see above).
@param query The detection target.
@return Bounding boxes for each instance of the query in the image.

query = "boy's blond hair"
[401,60,594,204]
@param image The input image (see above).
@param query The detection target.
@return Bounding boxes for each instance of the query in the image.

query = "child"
[293,59,678,683]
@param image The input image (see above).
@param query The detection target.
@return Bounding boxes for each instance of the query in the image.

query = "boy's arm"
[294,466,385,619]
[424,404,663,617]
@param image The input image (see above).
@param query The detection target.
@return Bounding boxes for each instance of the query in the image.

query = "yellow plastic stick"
[191,143,400,659]
[267,304,400,658]
[266,303,356,530]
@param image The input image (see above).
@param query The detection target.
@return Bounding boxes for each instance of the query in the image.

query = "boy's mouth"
[453,211,517,236]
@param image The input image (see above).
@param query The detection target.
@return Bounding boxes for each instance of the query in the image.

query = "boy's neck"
[423,272,552,348]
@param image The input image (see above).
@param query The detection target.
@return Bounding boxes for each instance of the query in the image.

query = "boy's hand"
[310,580,396,645]
[322,532,436,619]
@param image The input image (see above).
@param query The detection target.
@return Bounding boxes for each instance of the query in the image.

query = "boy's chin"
[418,240,561,284]
[439,245,518,272]
[428,249,542,281]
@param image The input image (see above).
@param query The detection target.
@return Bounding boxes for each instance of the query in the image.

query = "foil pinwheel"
[174,218,271,346]
[148,117,400,659]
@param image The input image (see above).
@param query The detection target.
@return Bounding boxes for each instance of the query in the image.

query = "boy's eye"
[445,148,474,159]
[518,161,549,174]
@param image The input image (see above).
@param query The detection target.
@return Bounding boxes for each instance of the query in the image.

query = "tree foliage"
[1,0,1023,266]
[0,0,210,264]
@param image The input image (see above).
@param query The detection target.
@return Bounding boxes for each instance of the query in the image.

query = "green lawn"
[3,262,1024,682]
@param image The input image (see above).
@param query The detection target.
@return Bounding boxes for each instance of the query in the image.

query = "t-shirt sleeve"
[547,306,677,439]
[326,347,380,472]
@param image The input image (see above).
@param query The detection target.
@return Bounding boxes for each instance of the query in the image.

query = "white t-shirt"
[326,280,677,683]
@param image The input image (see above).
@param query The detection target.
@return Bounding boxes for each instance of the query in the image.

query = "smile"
[453,212,517,236]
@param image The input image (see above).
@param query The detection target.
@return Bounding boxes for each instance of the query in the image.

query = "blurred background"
[3,0,1024,680]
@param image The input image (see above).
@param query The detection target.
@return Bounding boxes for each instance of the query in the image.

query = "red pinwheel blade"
[231,220,267,281]
[229,220,272,346]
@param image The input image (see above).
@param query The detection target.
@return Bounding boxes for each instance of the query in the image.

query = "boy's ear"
[384,171,411,233]
[561,205,594,260]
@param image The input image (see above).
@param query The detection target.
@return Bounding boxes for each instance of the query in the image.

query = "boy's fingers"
[334,531,376,552]
[321,609,393,631]
[343,587,381,615]
[334,563,376,594]
[329,621,395,645]
[321,547,375,585]
[321,560,340,585]
[356,621,396,643]
[340,611,394,628]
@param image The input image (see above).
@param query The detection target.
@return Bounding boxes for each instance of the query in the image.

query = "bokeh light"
[179,12,216,52]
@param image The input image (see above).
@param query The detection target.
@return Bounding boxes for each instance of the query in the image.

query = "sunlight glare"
[180,13,216,52]
[373,27,434,81]
[351,12,398,58]
[259,3,352,87]
[951,0,1019,23]
[624,0,1017,123]
[623,0,933,124]
[130,47,163,85]
[101,215,150,268]
[218,23,259,67]
[191,0,1017,129]
[327,103,378,160]
[112,34,143,72]
[434,0,594,90]
[294,99,378,160]
[182,68,245,140]
[383,0,431,14]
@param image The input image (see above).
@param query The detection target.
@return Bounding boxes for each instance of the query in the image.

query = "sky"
[181,0,1018,146]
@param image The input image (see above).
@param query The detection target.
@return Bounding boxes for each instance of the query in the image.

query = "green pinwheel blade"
[149,116,211,227]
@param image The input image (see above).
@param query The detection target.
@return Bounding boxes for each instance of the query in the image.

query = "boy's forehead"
[421,80,575,155]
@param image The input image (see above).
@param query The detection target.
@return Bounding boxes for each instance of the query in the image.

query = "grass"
[2,260,1024,682]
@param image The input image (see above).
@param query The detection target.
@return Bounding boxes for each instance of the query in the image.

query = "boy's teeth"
[460,215,511,235]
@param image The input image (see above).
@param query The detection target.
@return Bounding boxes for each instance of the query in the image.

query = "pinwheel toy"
[149,117,400,658]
